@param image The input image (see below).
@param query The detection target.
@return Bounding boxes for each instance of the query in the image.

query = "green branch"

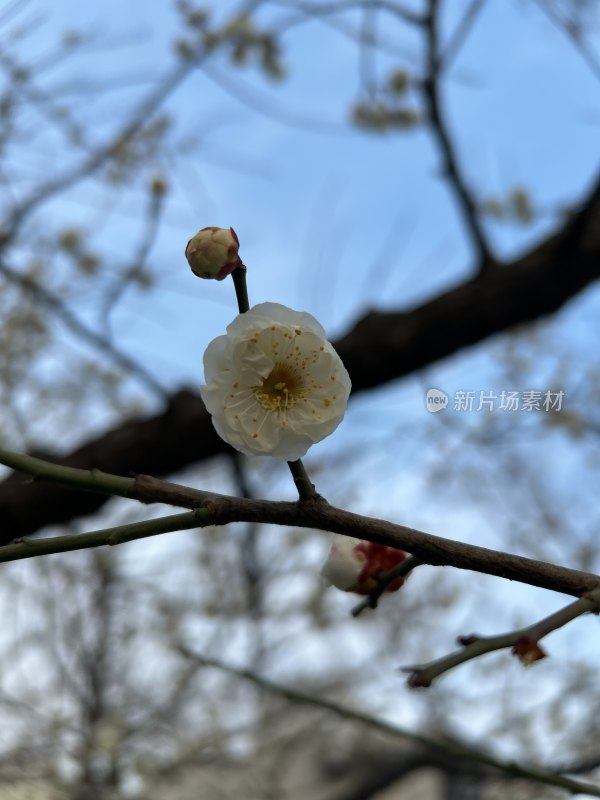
[0,510,210,563]
[0,447,135,498]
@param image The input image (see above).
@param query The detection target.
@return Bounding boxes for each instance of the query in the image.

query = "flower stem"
[231,265,250,313]
[287,459,316,501]
[229,267,317,502]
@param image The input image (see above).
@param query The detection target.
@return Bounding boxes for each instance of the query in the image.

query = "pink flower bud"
[512,636,547,665]
[185,226,242,280]
[407,672,432,689]
[321,535,408,595]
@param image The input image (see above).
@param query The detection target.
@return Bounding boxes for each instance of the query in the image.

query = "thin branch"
[0,47,86,149]
[0,0,31,29]
[134,472,600,599]
[422,0,495,272]
[1,448,600,600]
[0,259,168,398]
[404,588,600,687]
[0,448,135,497]
[531,0,600,84]
[231,264,250,313]
[179,648,600,798]
[268,0,426,29]
[438,0,486,72]
[0,510,208,562]
[287,458,318,500]
[100,184,166,336]
[200,61,346,134]
[231,454,264,624]
[351,555,422,616]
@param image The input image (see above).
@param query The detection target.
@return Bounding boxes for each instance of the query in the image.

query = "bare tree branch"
[179,650,600,798]
[405,588,600,687]
[532,0,600,83]
[438,0,487,72]
[0,259,168,398]
[422,0,495,272]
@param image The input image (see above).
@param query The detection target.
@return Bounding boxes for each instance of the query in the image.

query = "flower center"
[254,363,304,410]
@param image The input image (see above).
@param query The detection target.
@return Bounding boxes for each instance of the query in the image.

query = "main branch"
[1,449,599,600]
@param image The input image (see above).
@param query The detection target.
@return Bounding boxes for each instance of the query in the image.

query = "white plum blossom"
[200,302,351,460]
[185,226,242,280]
[321,534,408,595]
[321,536,366,592]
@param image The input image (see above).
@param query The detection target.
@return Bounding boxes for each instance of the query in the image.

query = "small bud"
[512,636,547,666]
[458,634,479,647]
[509,187,534,224]
[407,672,431,689]
[185,226,242,281]
[150,176,168,195]
[321,535,408,595]
[388,69,410,94]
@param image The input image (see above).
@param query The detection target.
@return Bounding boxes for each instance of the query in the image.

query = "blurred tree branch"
[0,259,168,398]
[178,649,600,798]
[0,57,196,251]
[422,0,495,272]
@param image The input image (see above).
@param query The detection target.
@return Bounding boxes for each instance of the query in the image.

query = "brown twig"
[422,0,494,272]
[404,588,600,688]
[134,472,600,598]
[351,555,423,616]
[229,265,318,502]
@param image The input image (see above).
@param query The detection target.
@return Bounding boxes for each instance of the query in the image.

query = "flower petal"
[200,303,351,459]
